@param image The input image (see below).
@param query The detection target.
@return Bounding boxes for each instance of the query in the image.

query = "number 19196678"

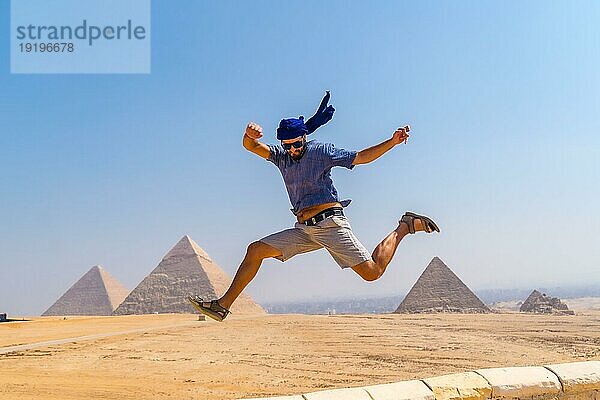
[19,43,74,52]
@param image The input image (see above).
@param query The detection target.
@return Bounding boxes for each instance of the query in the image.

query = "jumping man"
[188,91,439,321]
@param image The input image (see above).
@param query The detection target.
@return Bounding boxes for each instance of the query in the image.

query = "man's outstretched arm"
[242,122,270,159]
[352,125,410,165]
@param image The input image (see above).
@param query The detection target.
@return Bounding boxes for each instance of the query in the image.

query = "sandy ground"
[1,312,600,400]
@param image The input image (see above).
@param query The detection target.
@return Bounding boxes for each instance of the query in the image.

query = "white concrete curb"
[241,361,600,400]
[364,380,434,400]
[475,366,561,399]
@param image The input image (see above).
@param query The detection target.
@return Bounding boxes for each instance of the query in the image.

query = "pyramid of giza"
[43,265,130,316]
[520,289,574,315]
[113,235,266,315]
[395,257,490,313]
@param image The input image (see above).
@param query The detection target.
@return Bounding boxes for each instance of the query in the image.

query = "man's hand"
[245,122,263,140]
[353,125,411,166]
[391,125,411,145]
[243,122,270,159]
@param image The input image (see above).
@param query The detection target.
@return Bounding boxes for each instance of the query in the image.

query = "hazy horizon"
[13,244,600,316]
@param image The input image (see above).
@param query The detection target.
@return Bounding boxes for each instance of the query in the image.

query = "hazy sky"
[2,1,599,315]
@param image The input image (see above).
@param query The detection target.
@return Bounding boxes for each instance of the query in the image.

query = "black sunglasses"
[281,139,304,150]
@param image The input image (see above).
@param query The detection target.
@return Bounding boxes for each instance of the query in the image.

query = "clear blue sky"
[1,1,599,315]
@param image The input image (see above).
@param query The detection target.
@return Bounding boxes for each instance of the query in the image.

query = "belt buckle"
[311,216,317,225]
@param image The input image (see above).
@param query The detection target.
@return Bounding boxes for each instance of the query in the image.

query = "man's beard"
[290,146,306,160]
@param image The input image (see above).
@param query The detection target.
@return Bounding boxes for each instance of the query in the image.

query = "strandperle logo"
[11,0,151,74]
[15,20,148,46]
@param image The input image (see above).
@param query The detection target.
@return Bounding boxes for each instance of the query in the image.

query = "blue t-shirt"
[267,140,357,215]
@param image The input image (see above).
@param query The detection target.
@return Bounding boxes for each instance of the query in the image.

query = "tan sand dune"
[563,297,600,311]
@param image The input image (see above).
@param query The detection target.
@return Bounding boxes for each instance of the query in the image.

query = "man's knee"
[246,241,281,260]
[360,270,381,282]
[351,260,382,282]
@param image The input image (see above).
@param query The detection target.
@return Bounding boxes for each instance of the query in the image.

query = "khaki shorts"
[259,215,372,269]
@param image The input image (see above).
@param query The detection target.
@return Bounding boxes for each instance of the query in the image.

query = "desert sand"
[1,312,600,400]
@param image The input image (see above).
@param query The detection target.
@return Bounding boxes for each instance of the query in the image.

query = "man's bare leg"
[218,241,282,309]
[352,219,426,281]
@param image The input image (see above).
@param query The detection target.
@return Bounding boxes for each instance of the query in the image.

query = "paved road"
[0,321,199,355]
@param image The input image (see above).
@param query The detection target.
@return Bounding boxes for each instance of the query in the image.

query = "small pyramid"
[520,290,574,315]
[113,235,266,315]
[395,257,490,314]
[43,266,129,316]
[520,289,544,311]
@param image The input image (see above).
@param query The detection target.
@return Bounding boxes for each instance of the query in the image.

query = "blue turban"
[276,91,335,140]
[276,116,309,140]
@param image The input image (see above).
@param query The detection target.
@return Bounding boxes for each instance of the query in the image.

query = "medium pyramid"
[43,265,130,316]
[113,235,266,315]
[395,257,490,314]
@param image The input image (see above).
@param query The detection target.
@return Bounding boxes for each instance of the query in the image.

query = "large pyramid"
[395,257,490,314]
[43,265,130,316]
[113,235,266,315]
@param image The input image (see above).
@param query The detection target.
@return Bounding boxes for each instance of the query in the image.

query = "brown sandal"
[187,295,231,322]
[400,211,440,234]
